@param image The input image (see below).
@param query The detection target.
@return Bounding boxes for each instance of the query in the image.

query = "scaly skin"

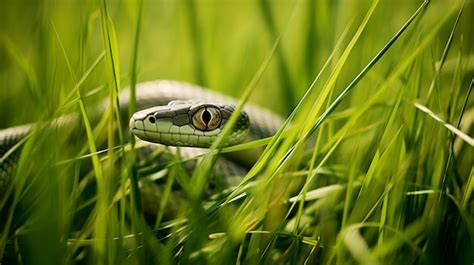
[0,80,284,194]
[129,100,250,147]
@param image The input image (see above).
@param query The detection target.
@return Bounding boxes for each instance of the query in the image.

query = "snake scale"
[0,80,284,195]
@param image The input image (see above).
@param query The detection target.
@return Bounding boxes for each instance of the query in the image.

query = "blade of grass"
[256,0,381,199]
[425,0,465,101]
[123,0,145,262]
[0,36,40,104]
[414,103,473,146]
[318,0,458,158]
[342,226,380,265]
[304,0,429,141]
[258,0,296,113]
[184,0,206,85]
[98,0,123,262]
[232,19,351,192]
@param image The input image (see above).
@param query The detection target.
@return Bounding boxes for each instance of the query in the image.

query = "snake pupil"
[202,109,211,125]
[148,116,156,124]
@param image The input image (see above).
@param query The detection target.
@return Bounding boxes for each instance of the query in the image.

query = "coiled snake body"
[0,80,284,194]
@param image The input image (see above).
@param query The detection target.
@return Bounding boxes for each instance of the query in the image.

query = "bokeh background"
[1,0,470,125]
[0,0,472,264]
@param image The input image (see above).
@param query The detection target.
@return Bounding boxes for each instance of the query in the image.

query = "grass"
[0,0,473,264]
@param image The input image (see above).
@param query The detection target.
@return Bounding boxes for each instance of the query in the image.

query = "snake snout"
[129,115,145,140]
[130,102,250,148]
[129,111,151,141]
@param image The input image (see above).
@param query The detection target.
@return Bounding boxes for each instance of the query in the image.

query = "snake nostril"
[148,116,156,124]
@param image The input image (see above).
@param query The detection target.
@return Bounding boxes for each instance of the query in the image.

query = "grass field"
[0,0,473,264]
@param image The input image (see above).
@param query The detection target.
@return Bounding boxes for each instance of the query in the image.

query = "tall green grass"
[0,0,472,264]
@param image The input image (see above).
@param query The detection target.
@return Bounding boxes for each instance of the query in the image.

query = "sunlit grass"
[0,0,473,264]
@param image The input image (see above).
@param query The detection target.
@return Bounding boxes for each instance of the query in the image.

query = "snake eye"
[148,116,156,124]
[192,107,221,131]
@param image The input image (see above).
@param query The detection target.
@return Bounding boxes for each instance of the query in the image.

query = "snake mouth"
[129,117,136,130]
[129,117,149,141]
[129,116,150,142]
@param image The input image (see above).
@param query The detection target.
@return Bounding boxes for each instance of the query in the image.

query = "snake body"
[0,80,284,194]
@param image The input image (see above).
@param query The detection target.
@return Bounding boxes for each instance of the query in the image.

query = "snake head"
[129,101,250,148]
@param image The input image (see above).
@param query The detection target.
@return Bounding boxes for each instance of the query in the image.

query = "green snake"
[0,80,284,194]
[129,100,250,147]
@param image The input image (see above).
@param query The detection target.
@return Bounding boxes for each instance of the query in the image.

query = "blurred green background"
[0,0,473,264]
[1,0,470,125]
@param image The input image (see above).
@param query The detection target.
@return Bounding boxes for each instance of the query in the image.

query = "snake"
[0,80,284,195]
[129,99,250,147]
